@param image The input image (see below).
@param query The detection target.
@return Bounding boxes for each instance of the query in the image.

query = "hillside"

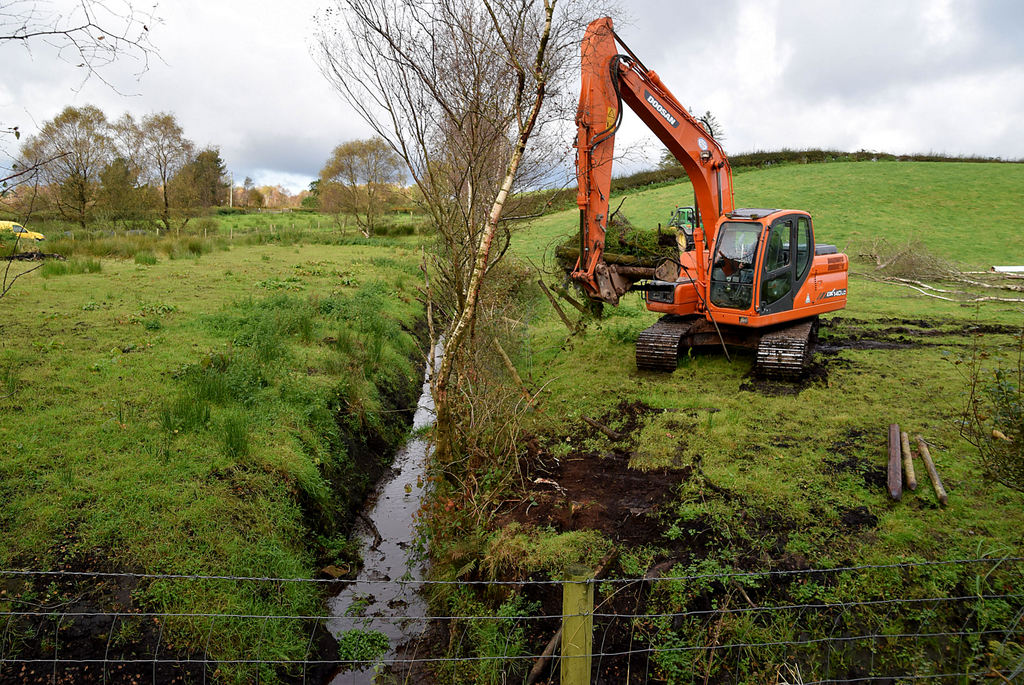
[520,160,1024,270]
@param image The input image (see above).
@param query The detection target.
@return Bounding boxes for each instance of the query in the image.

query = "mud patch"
[497,401,685,546]
[514,450,681,545]
[826,428,887,488]
[839,505,878,531]
[741,361,830,396]
[818,316,1020,352]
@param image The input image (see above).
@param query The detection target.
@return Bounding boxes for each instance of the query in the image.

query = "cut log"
[555,245,663,268]
[915,435,948,506]
[888,424,903,501]
[900,430,918,490]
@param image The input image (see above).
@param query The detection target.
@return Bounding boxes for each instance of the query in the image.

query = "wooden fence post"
[561,565,593,685]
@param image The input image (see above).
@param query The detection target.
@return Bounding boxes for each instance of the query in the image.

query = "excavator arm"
[572,17,735,304]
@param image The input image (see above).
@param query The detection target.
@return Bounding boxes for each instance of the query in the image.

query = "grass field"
[0,237,426,681]
[3,159,1022,682]
[484,160,1024,681]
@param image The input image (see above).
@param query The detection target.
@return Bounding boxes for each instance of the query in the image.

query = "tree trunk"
[432,1,554,463]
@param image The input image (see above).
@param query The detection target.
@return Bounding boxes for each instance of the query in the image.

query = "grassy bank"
[0,240,426,681]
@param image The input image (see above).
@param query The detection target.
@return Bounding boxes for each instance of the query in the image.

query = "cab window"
[761,219,793,306]
[796,216,811,277]
[710,221,760,309]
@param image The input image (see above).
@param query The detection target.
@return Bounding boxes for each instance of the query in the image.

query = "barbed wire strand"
[3,590,1020,624]
[0,625,1017,665]
[2,555,1020,586]
[3,559,1021,683]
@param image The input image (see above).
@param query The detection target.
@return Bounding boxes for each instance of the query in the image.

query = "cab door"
[758,214,814,315]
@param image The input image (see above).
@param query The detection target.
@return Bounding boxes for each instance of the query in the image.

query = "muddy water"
[326,349,438,684]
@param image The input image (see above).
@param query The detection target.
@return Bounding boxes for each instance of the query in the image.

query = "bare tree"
[18,104,112,228]
[317,0,602,463]
[0,0,157,89]
[319,137,403,237]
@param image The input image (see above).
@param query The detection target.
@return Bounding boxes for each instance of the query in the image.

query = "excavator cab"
[705,208,846,327]
[709,220,760,309]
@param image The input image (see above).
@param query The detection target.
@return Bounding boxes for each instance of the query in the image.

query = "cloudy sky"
[2,0,1021,193]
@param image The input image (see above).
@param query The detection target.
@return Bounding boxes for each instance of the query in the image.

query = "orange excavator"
[571,17,848,375]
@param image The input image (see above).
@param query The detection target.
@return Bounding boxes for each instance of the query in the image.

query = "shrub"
[193,217,220,234]
[963,329,1024,492]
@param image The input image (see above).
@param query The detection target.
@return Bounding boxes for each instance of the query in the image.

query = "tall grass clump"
[40,258,102,277]
[159,393,211,433]
[220,410,250,459]
[134,251,158,265]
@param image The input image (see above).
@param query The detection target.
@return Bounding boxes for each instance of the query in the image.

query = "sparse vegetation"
[962,327,1024,492]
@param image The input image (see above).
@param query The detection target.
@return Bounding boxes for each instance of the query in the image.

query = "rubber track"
[635,316,697,371]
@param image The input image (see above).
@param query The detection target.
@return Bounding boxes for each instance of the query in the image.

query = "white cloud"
[4,0,1023,192]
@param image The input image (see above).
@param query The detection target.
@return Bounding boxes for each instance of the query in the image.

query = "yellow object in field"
[0,221,45,241]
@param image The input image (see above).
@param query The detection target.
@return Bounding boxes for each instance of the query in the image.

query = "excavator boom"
[573,17,734,303]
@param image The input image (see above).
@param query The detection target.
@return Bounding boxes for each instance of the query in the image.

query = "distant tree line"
[11,105,229,231]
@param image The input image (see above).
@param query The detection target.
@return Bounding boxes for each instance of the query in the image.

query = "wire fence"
[1,556,1022,683]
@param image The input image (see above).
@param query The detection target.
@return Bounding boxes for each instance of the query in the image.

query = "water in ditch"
[326,348,438,684]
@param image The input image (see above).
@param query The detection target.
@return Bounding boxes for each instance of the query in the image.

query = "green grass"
[519,161,1024,270]
[512,161,1024,561]
[491,160,1024,680]
[0,240,426,681]
[12,211,432,263]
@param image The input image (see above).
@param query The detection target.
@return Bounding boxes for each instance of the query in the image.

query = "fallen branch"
[730,580,758,609]
[581,415,625,441]
[955,275,1024,293]
[492,338,532,403]
[859,273,1024,304]
[357,511,383,550]
[886,277,964,295]
[537,278,577,333]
